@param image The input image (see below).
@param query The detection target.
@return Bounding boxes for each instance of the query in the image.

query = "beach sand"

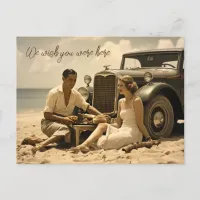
[16,111,184,164]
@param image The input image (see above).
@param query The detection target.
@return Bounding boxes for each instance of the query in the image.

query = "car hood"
[96,68,178,78]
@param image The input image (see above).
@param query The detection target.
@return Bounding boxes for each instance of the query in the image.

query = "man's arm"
[44,112,73,125]
[86,105,102,115]
[75,91,102,116]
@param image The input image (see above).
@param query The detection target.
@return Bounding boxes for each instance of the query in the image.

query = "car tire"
[144,95,174,139]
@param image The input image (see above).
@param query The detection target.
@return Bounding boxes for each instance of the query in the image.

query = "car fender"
[135,82,184,118]
[136,82,179,103]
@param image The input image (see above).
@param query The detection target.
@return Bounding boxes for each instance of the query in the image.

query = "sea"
[17,89,50,113]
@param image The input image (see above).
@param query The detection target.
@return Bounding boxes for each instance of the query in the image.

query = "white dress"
[97,99,143,150]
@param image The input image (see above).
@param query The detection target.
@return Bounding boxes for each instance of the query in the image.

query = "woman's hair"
[62,69,77,78]
[119,75,138,94]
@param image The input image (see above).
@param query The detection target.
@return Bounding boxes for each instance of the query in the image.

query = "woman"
[71,75,151,153]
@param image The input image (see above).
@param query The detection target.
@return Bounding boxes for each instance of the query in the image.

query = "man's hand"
[61,117,74,125]
[87,105,102,115]
[68,116,78,123]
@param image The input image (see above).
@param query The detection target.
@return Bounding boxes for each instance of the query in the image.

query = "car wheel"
[144,95,174,139]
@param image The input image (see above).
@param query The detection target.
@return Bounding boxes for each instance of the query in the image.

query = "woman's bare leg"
[82,123,108,146]
[71,123,108,153]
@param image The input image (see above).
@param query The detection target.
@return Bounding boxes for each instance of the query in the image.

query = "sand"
[16,111,184,164]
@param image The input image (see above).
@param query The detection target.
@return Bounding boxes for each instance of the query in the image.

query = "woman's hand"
[144,136,152,142]
[103,114,111,123]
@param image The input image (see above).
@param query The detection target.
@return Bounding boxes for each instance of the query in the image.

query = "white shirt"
[44,84,89,116]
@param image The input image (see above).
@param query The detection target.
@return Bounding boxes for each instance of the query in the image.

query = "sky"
[17,37,184,89]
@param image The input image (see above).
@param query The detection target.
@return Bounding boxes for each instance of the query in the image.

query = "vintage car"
[77,48,184,139]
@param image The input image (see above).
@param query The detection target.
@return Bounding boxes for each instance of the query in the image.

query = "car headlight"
[84,75,92,85]
[78,87,89,100]
[144,72,153,83]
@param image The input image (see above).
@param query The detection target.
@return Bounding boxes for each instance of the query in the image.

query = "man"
[34,69,101,152]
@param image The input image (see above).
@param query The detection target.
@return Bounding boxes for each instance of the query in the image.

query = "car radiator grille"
[93,75,116,113]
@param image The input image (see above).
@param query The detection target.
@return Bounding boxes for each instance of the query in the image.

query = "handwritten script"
[26,45,110,63]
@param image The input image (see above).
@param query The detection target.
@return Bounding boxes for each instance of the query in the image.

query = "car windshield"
[123,52,179,69]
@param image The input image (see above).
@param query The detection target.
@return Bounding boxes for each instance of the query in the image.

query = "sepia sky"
[17,37,184,89]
